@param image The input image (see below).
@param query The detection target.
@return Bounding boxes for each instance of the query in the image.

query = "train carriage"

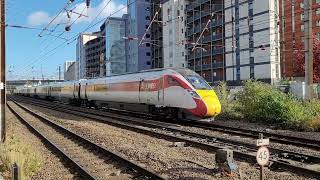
[15,68,221,120]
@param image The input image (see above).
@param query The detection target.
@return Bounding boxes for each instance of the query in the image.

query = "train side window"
[168,77,180,86]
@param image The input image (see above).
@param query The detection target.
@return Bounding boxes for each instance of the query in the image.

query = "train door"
[139,76,159,104]
[73,83,76,99]
[157,76,164,106]
[78,83,82,99]
[138,78,143,103]
[48,87,51,97]
[85,83,88,100]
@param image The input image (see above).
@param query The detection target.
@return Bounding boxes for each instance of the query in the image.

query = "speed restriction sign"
[256,146,270,166]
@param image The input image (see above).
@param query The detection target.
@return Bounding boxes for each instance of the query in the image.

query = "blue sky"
[7,0,126,80]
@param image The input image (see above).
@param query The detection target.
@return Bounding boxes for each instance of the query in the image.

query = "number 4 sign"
[256,146,270,166]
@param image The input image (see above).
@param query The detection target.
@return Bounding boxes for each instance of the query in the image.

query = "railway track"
[7,99,166,180]
[182,120,320,151]
[10,95,320,178]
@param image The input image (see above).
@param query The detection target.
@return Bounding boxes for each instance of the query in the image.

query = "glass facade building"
[104,16,128,76]
[127,0,152,72]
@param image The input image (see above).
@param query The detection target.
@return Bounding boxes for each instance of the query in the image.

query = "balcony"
[211,19,223,28]
[212,61,224,69]
[201,12,210,18]
[194,25,201,33]
[187,16,193,24]
[195,51,202,58]
[187,29,193,36]
[194,13,201,20]
[212,4,223,12]
[200,0,209,4]
[202,33,223,43]
[212,47,224,55]
[186,4,193,11]
[212,33,223,41]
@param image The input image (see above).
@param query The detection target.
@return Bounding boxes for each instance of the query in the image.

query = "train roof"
[22,68,199,88]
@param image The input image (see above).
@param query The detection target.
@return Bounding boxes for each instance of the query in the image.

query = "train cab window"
[185,75,212,90]
[175,68,212,90]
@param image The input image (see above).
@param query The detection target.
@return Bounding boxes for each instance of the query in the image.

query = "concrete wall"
[162,0,187,68]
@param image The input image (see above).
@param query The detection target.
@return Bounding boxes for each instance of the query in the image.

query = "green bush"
[235,80,320,131]
[214,80,320,131]
[214,82,242,120]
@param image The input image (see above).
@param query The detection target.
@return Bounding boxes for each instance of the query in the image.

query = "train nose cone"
[203,96,221,117]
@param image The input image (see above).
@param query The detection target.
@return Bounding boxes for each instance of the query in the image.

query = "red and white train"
[15,68,221,120]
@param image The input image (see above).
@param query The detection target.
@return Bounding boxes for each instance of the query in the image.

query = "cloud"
[27,11,52,26]
[27,0,127,27]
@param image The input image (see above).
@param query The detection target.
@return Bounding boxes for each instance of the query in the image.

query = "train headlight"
[187,89,200,99]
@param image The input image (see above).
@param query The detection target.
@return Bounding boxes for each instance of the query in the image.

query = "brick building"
[279,0,320,79]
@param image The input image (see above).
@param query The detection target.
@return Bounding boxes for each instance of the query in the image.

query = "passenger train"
[14,68,221,120]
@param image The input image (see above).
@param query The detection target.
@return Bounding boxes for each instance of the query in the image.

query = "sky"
[7,0,127,80]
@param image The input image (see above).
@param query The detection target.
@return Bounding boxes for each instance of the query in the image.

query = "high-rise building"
[162,0,187,68]
[64,61,77,81]
[127,0,152,72]
[279,0,320,79]
[104,16,128,76]
[224,0,281,85]
[151,0,163,68]
[186,0,225,84]
[84,31,104,78]
[64,61,75,74]
[76,33,98,79]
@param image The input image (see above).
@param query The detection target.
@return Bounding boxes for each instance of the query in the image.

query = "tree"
[293,35,320,83]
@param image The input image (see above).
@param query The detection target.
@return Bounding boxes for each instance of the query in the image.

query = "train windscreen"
[175,68,212,90]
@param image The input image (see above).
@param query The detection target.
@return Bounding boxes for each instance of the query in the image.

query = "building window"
[146,61,151,65]
[301,13,304,20]
[300,3,304,9]
[249,25,253,32]
[250,57,254,64]
[236,67,240,79]
[250,66,254,79]
[317,8,320,15]
[301,24,304,32]
[145,7,150,11]
[146,43,150,47]
[182,52,184,56]
[146,34,150,38]
[181,5,183,10]
[181,28,184,33]
[146,52,151,56]
[249,2,253,10]
[317,20,320,27]
[145,16,150,20]
[213,72,217,77]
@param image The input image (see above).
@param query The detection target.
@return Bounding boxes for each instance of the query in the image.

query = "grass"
[0,135,42,179]
[214,80,320,132]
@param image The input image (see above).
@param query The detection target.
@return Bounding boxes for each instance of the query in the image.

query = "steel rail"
[186,120,320,151]
[8,98,166,180]
[10,96,320,178]
[7,102,96,180]
[14,94,320,151]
